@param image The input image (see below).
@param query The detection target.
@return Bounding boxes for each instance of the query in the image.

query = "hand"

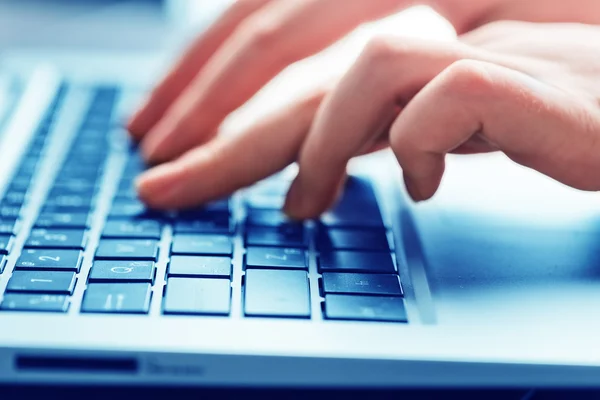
[135,21,600,219]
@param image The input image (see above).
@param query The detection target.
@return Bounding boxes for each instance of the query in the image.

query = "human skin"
[128,0,600,218]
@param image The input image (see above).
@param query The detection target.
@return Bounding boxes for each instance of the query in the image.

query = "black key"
[163,278,231,315]
[16,249,83,271]
[0,234,13,254]
[168,256,232,278]
[173,214,231,234]
[81,283,151,314]
[324,294,407,322]
[0,294,69,312]
[89,260,155,282]
[245,247,306,270]
[0,206,21,219]
[6,271,76,294]
[322,273,402,296]
[246,209,302,228]
[317,228,389,251]
[319,251,396,273]
[244,269,310,318]
[102,220,161,239]
[2,191,28,206]
[320,208,384,229]
[246,226,306,248]
[45,194,94,210]
[178,199,230,215]
[109,200,160,219]
[0,219,18,235]
[25,229,86,249]
[171,234,232,256]
[35,212,90,228]
[95,239,158,260]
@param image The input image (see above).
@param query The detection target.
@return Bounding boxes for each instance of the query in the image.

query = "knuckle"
[361,35,406,67]
[440,59,497,100]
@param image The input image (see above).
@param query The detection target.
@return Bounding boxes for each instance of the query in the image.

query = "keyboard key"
[25,229,86,249]
[322,273,402,296]
[244,269,310,318]
[89,260,155,282]
[53,178,96,192]
[35,212,90,228]
[6,271,76,294]
[245,247,306,270]
[171,234,232,256]
[324,295,407,322]
[319,251,396,273]
[168,256,232,278]
[178,199,230,215]
[81,283,151,314]
[0,206,21,219]
[16,249,83,271]
[320,208,384,229]
[317,228,389,251]
[163,278,231,315]
[0,294,69,312]
[2,191,28,206]
[246,209,302,228]
[0,254,5,273]
[173,214,231,234]
[95,239,158,260]
[102,220,161,239]
[45,194,94,209]
[245,195,285,210]
[246,226,306,248]
[109,200,160,219]
[0,234,14,254]
[0,219,18,234]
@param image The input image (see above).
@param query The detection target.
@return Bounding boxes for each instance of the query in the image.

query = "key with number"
[318,251,396,273]
[35,212,90,228]
[1,294,69,312]
[0,234,14,254]
[163,278,231,315]
[321,273,402,296]
[95,239,159,260]
[245,247,306,270]
[324,294,407,322]
[6,271,76,294]
[168,256,232,278]
[102,220,161,239]
[89,260,155,282]
[25,229,86,249]
[246,226,306,248]
[244,269,310,318]
[16,249,83,271]
[81,283,151,314]
[171,234,232,256]
[317,228,389,251]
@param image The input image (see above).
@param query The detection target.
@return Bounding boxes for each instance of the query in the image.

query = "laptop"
[0,1,600,389]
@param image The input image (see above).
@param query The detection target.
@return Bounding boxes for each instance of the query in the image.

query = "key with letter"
[171,234,232,256]
[96,239,158,260]
[16,249,83,271]
[168,256,232,278]
[89,260,155,282]
[102,219,161,239]
[245,247,307,270]
[81,283,151,314]
[321,273,403,296]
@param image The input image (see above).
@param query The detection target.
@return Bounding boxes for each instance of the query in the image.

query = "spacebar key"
[244,269,310,318]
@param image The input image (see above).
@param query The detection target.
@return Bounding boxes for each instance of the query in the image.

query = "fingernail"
[283,178,307,220]
[135,164,181,206]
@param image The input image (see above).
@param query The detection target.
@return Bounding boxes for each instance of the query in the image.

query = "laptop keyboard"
[0,85,408,323]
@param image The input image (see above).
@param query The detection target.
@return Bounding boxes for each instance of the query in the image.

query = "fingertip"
[135,164,182,209]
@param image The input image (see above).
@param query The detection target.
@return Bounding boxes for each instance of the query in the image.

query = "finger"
[140,0,409,163]
[390,59,600,201]
[136,90,325,209]
[128,0,275,138]
[285,36,499,218]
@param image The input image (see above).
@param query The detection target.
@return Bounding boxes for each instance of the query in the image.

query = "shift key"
[244,269,310,318]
